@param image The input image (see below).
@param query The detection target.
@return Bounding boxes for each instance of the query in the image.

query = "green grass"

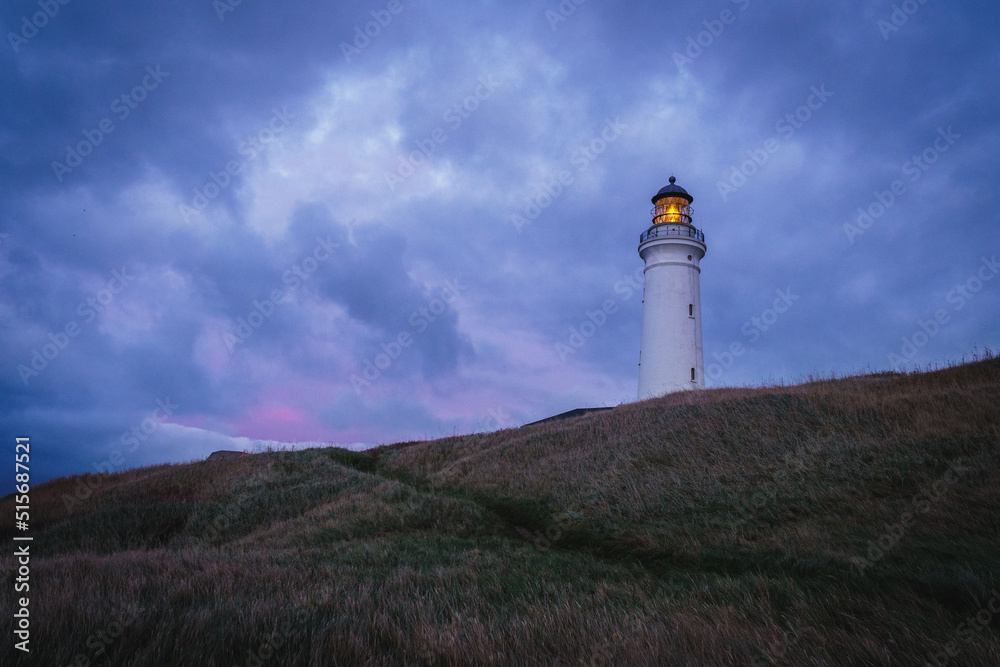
[2,357,999,665]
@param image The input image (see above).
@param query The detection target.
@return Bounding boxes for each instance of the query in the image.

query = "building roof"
[523,407,613,426]
[652,176,693,204]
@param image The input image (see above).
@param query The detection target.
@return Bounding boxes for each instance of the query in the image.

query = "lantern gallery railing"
[639,224,705,244]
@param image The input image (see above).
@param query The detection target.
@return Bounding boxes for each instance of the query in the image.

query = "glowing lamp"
[651,176,693,225]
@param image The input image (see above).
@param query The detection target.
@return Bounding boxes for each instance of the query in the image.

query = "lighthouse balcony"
[639,224,705,244]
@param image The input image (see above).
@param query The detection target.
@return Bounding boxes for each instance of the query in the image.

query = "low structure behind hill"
[524,407,612,426]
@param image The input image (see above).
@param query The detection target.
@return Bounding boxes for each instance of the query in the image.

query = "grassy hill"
[3,358,1000,665]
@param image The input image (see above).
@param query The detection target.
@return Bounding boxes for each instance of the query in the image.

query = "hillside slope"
[3,358,999,665]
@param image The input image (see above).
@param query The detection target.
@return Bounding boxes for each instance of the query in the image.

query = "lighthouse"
[637,176,706,399]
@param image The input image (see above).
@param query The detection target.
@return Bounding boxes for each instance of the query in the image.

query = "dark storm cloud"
[2,0,999,490]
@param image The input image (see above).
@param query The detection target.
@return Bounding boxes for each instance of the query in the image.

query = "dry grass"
[2,357,999,665]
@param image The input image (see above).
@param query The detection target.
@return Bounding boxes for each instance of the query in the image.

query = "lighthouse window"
[689,304,694,317]
[687,255,693,261]
[691,368,696,382]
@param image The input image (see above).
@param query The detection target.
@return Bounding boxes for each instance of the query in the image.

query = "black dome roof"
[652,176,693,204]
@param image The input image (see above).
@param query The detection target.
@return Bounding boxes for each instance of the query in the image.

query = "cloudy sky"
[3,0,998,489]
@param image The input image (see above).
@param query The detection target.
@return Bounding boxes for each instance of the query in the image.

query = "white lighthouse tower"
[637,176,706,399]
